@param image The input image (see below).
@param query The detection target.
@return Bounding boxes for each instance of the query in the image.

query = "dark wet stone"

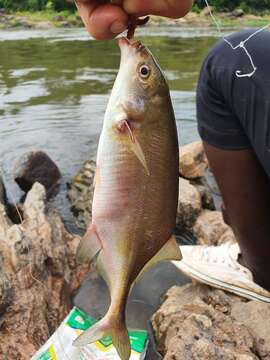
[14,151,62,196]
[231,9,244,17]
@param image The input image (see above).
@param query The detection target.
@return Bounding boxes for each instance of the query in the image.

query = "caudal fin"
[73,315,131,360]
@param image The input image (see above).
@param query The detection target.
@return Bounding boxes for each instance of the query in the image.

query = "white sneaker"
[173,242,270,303]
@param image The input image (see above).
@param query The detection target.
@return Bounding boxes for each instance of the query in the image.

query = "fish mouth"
[118,37,146,52]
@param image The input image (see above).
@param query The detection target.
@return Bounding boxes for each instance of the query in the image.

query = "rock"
[14,151,62,195]
[176,178,202,230]
[191,177,215,211]
[180,141,208,179]
[200,6,213,16]
[59,21,70,28]
[231,301,270,358]
[204,168,223,210]
[35,21,54,29]
[53,15,65,22]
[192,210,235,246]
[152,284,260,360]
[67,160,95,230]
[0,183,86,359]
[0,176,6,205]
[232,9,244,17]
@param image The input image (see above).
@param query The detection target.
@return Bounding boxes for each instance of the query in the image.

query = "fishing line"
[204,0,270,78]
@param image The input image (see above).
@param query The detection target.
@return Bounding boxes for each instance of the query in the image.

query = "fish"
[73,37,182,360]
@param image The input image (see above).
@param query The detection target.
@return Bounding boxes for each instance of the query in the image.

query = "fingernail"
[110,21,126,34]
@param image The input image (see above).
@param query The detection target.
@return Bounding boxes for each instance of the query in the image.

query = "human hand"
[75,0,193,40]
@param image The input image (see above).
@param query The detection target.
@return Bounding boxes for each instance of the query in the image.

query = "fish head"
[105,38,170,127]
[118,37,168,99]
[103,38,174,175]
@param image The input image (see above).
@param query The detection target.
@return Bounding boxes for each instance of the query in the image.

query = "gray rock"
[192,209,235,246]
[232,9,244,17]
[191,177,215,211]
[179,141,208,179]
[152,284,261,360]
[176,178,202,230]
[14,151,61,195]
[67,160,95,230]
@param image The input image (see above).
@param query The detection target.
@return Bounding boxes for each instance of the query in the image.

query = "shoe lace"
[201,242,241,271]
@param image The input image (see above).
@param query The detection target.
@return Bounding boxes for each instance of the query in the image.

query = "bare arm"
[76,0,193,40]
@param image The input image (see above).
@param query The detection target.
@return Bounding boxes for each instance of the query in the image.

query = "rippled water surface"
[0,26,229,231]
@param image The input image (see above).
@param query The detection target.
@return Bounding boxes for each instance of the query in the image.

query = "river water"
[0,26,235,232]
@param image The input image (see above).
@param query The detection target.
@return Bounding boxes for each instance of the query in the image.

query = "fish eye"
[139,65,151,79]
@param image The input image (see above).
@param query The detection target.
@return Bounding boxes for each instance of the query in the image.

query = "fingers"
[76,1,129,39]
[123,0,193,18]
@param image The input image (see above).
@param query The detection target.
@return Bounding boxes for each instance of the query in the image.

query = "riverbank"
[0,9,270,30]
[1,142,270,359]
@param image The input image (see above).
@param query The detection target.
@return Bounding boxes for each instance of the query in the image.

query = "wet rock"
[0,176,6,205]
[67,160,95,230]
[176,178,202,230]
[193,210,235,246]
[152,284,260,360]
[14,151,62,195]
[180,141,208,179]
[0,183,86,359]
[191,177,215,211]
[232,9,244,17]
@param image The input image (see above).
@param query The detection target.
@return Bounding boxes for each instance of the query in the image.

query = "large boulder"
[180,141,208,179]
[0,183,85,359]
[152,284,268,359]
[67,160,95,230]
[192,210,235,246]
[177,178,202,230]
[14,151,62,195]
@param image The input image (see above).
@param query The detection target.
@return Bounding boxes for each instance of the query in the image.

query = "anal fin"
[135,235,182,283]
[76,226,102,264]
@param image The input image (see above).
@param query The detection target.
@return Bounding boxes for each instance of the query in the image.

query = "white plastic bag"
[32,307,148,360]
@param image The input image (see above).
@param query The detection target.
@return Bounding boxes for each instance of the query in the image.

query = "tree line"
[0,0,269,12]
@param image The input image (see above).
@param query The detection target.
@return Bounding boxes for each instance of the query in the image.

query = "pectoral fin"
[124,120,150,176]
[135,235,182,283]
[76,226,102,264]
[130,137,150,176]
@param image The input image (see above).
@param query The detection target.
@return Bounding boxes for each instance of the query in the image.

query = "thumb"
[76,1,128,39]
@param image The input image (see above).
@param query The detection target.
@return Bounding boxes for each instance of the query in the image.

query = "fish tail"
[73,313,131,360]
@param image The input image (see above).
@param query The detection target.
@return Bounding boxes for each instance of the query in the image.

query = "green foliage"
[0,0,74,11]
[194,0,270,12]
[0,0,270,13]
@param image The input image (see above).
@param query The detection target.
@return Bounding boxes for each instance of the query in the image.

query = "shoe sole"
[173,260,270,303]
